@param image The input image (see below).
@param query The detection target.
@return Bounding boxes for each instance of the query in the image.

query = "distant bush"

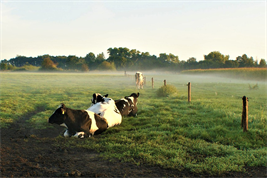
[81,63,89,72]
[14,64,39,71]
[97,61,116,71]
[0,63,15,70]
[39,57,58,71]
[156,85,178,97]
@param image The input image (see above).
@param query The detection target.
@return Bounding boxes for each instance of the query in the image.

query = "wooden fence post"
[188,82,191,103]
[164,80,166,86]
[242,96,248,132]
[144,77,146,86]
[152,77,154,89]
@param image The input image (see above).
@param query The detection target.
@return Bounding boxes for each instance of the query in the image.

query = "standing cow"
[135,72,144,89]
[48,103,108,138]
[87,95,122,127]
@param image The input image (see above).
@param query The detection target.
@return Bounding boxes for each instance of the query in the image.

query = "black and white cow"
[87,95,122,127]
[91,93,109,105]
[135,72,144,89]
[90,92,140,117]
[48,103,108,138]
[115,93,140,117]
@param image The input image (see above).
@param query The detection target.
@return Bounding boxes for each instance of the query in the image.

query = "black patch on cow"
[93,113,108,135]
[92,93,109,104]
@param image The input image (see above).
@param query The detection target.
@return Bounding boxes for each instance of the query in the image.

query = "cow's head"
[91,93,109,105]
[48,103,67,125]
[126,92,139,116]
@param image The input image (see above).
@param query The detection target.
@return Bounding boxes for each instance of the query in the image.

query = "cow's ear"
[61,103,66,108]
[104,94,108,97]
[137,92,140,97]
[61,108,66,115]
[61,103,66,114]
[92,93,97,101]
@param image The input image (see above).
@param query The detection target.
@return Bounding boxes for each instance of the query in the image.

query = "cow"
[135,72,144,89]
[87,95,122,128]
[91,93,108,105]
[48,103,108,138]
[115,93,140,117]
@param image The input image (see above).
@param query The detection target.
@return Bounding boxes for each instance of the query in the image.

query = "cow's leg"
[63,130,71,137]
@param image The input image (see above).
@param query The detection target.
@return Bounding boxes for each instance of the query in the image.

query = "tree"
[187,57,197,63]
[204,51,229,64]
[66,55,79,70]
[97,61,116,71]
[224,60,239,68]
[107,47,130,69]
[96,53,105,62]
[40,56,57,70]
[236,54,254,67]
[85,52,96,64]
[0,61,8,70]
[259,59,266,68]
[81,63,89,71]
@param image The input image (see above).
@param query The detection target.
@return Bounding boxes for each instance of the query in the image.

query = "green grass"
[0,71,266,175]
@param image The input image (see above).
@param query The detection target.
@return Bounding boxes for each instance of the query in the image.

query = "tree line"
[0,47,266,71]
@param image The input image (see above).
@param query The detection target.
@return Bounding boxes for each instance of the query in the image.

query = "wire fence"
[144,76,265,105]
[142,76,266,132]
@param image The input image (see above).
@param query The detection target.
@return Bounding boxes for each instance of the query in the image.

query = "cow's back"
[87,100,122,128]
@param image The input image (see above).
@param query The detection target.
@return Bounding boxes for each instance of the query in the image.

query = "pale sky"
[1,0,266,62]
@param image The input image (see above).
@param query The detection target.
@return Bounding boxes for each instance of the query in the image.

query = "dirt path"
[1,117,266,177]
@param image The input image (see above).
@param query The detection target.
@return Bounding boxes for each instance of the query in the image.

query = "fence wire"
[146,77,266,106]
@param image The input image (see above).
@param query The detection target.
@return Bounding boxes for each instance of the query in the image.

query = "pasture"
[0,72,266,176]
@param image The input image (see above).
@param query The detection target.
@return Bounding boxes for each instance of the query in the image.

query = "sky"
[1,0,266,62]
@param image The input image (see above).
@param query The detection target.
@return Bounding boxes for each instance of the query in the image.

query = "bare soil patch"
[1,117,266,177]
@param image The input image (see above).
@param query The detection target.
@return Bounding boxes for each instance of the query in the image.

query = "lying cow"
[87,95,122,128]
[115,93,140,117]
[135,72,144,89]
[48,103,108,138]
[90,92,140,117]
[91,93,108,105]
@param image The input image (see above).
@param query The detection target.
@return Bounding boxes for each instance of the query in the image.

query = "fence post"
[152,77,154,89]
[188,82,191,103]
[242,96,248,132]
[144,77,146,86]
[164,80,166,86]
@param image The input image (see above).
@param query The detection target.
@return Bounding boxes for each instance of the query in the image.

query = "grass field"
[181,67,267,81]
[0,71,266,175]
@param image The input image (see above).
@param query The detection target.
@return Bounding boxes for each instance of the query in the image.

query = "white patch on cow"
[60,123,67,128]
[85,110,99,134]
[87,98,122,128]
[73,132,85,138]
[127,96,134,104]
[121,98,128,102]
[63,130,69,137]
